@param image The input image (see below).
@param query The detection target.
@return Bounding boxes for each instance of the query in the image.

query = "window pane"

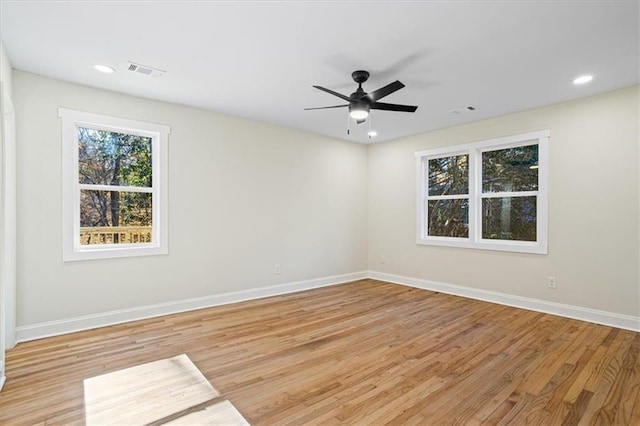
[79,127,152,187]
[482,145,538,193]
[482,196,536,241]
[80,190,152,245]
[427,199,469,238]
[428,154,469,196]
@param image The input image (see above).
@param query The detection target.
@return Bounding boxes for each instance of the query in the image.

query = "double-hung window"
[416,130,549,254]
[59,109,169,261]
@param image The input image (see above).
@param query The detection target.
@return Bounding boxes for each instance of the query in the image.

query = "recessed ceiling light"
[573,74,593,85]
[368,131,377,138]
[94,64,115,74]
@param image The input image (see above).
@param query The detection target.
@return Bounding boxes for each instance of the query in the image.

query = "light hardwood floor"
[1,279,638,425]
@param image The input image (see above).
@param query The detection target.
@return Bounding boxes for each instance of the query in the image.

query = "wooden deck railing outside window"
[80,226,152,245]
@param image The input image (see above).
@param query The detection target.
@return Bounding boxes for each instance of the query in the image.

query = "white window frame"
[59,108,170,261]
[415,130,549,254]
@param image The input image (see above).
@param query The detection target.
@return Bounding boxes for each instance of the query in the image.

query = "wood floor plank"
[1,279,638,425]
[600,332,640,425]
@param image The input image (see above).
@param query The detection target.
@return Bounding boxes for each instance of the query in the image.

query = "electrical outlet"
[547,276,557,289]
[274,264,280,274]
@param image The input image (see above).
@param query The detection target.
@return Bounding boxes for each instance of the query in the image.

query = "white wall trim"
[369,271,640,332]
[15,270,639,343]
[16,271,368,342]
[0,82,17,396]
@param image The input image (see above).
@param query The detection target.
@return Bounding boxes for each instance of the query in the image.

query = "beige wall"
[368,86,639,317]
[14,71,368,326]
[12,70,639,328]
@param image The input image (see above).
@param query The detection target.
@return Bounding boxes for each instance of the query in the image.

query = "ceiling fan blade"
[312,86,351,102]
[371,102,418,113]
[304,104,349,110]
[356,119,366,125]
[365,80,405,102]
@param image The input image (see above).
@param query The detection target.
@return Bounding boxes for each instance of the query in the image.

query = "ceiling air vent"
[127,62,165,77]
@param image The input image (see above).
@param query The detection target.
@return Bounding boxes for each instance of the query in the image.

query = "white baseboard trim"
[369,271,640,332]
[15,271,368,343]
[15,270,639,342]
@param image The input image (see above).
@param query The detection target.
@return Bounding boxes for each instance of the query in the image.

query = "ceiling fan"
[305,70,418,124]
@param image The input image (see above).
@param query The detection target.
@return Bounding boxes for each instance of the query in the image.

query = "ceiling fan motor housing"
[352,70,370,84]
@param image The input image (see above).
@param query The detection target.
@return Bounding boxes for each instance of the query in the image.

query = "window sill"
[63,244,168,262]
[416,237,548,254]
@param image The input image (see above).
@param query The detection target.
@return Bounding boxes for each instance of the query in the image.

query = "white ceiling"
[1,1,638,144]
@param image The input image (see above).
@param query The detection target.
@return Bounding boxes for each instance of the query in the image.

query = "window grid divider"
[78,184,154,193]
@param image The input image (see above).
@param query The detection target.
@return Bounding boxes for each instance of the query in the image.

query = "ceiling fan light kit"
[349,102,370,120]
[305,70,418,132]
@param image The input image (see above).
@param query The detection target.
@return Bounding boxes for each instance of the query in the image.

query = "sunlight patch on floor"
[83,353,247,425]
[165,399,250,425]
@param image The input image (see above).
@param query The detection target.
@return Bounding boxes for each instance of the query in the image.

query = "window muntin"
[416,131,548,254]
[60,109,169,261]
